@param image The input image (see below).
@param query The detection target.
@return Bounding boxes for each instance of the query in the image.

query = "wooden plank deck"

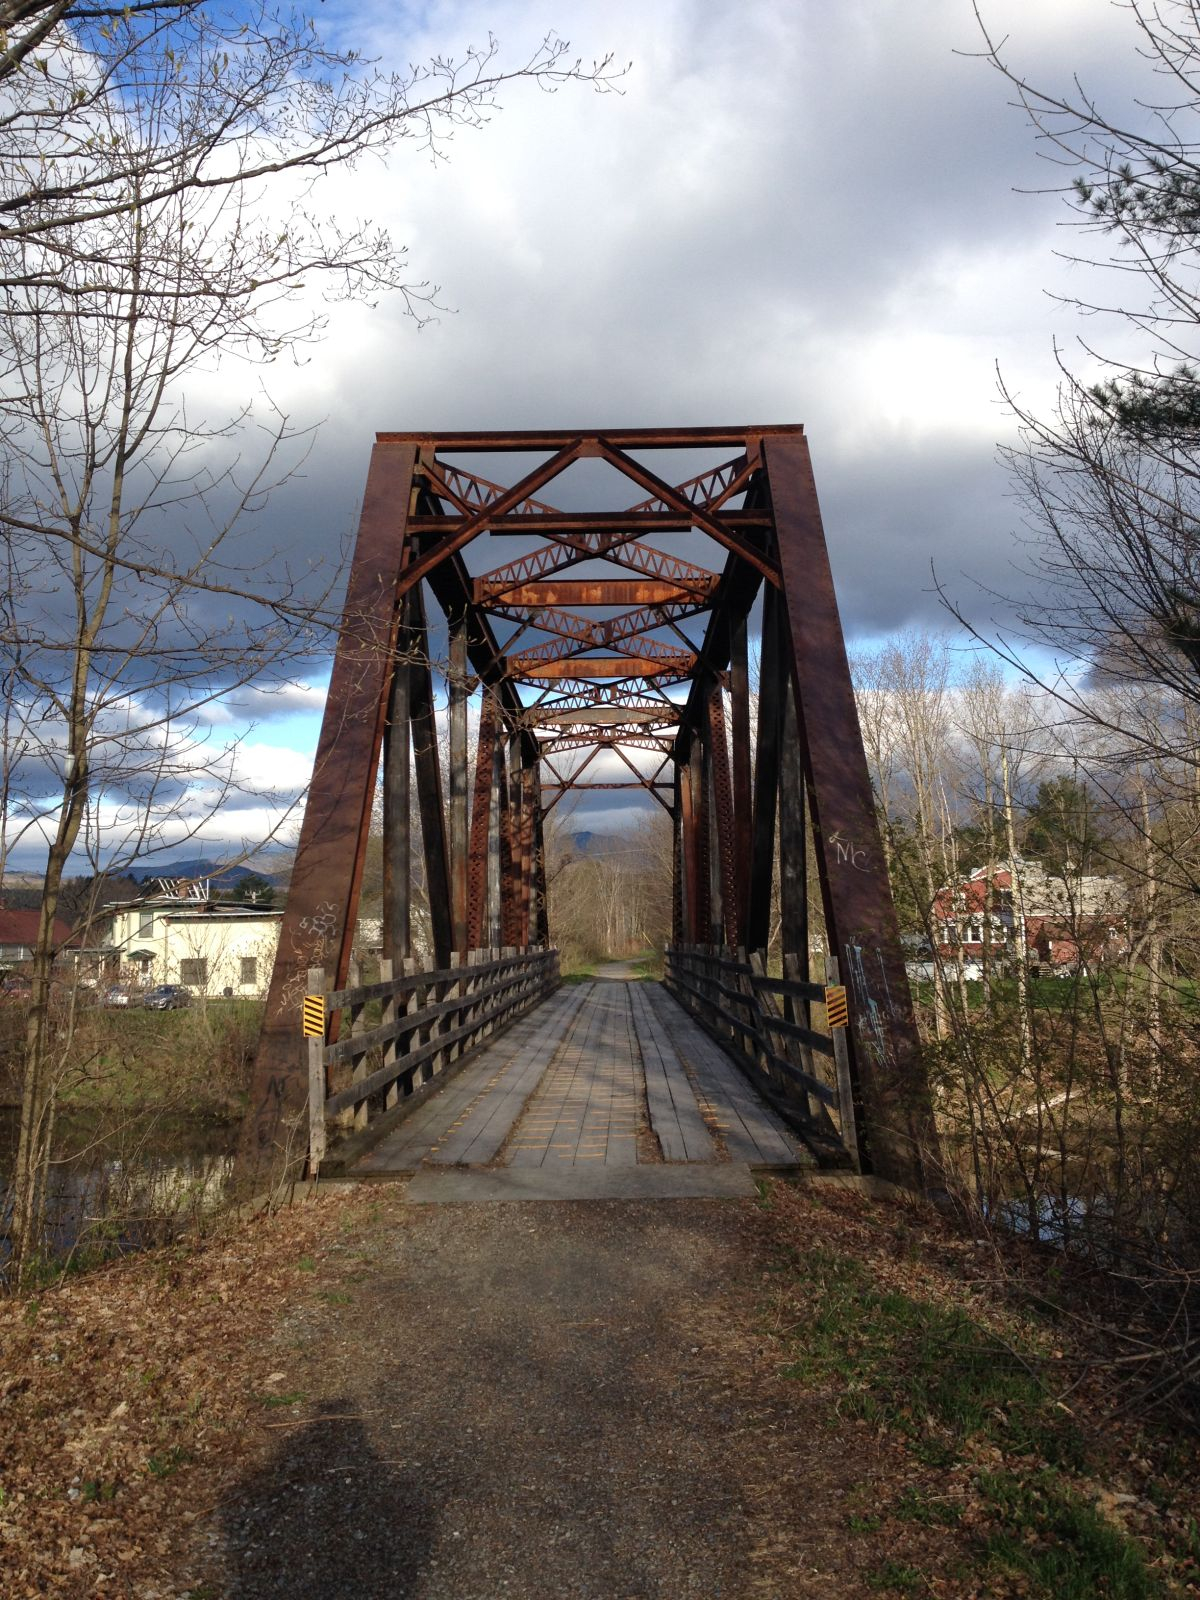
[640,984,800,1167]
[347,978,807,1184]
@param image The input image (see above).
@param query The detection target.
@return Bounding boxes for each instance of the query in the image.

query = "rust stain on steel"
[467,696,497,949]
[376,424,805,450]
[706,679,741,950]
[476,579,710,607]
[765,430,938,1190]
[242,440,417,1172]
[476,535,722,597]
[509,655,695,679]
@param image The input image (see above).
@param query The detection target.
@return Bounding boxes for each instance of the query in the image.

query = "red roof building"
[0,909,74,964]
[932,860,1128,971]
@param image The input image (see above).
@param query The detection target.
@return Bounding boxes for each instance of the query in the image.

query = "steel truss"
[243,426,938,1190]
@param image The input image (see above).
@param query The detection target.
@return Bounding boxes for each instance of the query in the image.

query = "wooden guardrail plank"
[663,942,853,1164]
[314,947,558,1128]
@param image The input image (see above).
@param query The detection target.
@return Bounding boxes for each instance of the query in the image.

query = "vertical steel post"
[672,759,685,946]
[409,584,453,969]
[448,619,469,956]
[383,589,413,963]
[747,583,781,957]
[778,645,809,1022]
[244,441,416,1169]
[500,735,520,947]
[530,758,548,946]
[517,757,534,948]
[467,695,497,950]
[689,735,711,943]
[764,430,937,1189]
[488,732,504,948]
[707,678,740,949]
[730,613,753,941]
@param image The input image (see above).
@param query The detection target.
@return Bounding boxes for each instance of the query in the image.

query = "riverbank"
[2,1178,1197,1597]
[0,999,258,1114]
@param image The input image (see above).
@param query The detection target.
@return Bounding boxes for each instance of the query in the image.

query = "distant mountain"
[128,858,281,888]
[570,831,619,855]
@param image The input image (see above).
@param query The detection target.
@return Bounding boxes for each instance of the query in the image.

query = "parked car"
[142,984,192,1010]
[102,983,140,1007]
[0,974,31,1000]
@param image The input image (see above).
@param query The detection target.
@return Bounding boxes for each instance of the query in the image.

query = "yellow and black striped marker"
[824,985,849,1030]
[302,994,326,1038]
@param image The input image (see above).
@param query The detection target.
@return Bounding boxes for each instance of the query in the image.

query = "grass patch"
[81,1478,119,1503]
[775,1240,1174,1595]
[632,950,664,981]
[979,1471,1157,1599]
[146,1445,193,1479]
[780,1246,1080,1467]
[260,1391,306,1409]
[865,1559,926,1593]
[52,999,262,1113]
[847,1512,882,1533]
[892,1486,961,1526]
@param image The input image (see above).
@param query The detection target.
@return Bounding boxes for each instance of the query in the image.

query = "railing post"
[306,964,327,1177]
[348,956,368,1131]
[380,956,399,1112]
[825,954,860,1171]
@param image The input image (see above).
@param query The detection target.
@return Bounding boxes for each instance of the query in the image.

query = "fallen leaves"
[0,1186,386,1598]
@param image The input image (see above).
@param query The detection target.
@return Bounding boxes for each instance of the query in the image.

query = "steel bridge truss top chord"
[242,424,940,1197]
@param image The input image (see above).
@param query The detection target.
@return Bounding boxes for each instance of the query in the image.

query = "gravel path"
[191,1193,871,1598]
[592,958,642,981]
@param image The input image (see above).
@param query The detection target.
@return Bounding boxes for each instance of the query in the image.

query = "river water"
[0,1107,240,1268]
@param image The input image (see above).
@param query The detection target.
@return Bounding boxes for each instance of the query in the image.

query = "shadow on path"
[216,1399,432,1599]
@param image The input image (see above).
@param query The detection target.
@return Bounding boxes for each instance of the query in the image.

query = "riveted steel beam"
[764,431,936,1189]
[478,579,711,608]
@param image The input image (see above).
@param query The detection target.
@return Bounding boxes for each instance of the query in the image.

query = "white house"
[100,888,282,997]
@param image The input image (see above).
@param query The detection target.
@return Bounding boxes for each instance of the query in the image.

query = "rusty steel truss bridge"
[242,426,938,1193]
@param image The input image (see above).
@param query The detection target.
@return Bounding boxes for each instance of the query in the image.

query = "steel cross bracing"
[242,425,940,1195]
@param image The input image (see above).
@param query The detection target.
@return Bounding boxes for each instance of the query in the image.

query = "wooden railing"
[304,946,559,1170]
[664,944,858,1168]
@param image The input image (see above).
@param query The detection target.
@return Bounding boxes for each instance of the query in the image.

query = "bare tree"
[0,6,620,1276]
[958,3,1200,763]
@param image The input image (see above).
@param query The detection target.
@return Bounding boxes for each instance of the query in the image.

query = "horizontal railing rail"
[304,945,559,1171]
[664,943,858,1169]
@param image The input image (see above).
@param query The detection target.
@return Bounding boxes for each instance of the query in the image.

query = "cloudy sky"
[27,0,1166,867]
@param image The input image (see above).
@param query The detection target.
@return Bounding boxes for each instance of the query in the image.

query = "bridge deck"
[350,979,808,1194]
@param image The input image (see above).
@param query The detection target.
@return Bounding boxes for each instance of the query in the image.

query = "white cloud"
[16,0,1169,857]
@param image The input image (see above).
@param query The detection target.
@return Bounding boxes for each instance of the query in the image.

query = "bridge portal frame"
[242,426,939,1191]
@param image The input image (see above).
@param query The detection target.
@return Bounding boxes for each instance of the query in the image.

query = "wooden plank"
[643,985,801,1167]
[506,983,613,1167]
[355,986,580,1173]
[628,981,715,1163]
[429,985,590,1165]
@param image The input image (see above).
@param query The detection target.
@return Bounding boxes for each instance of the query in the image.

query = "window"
[240,956,257,986]
[179,958,207,987]
[138,908,155,937]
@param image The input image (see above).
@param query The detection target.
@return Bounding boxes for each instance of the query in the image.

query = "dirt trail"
[592,957,642,980]
[185,1192,879,1599]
